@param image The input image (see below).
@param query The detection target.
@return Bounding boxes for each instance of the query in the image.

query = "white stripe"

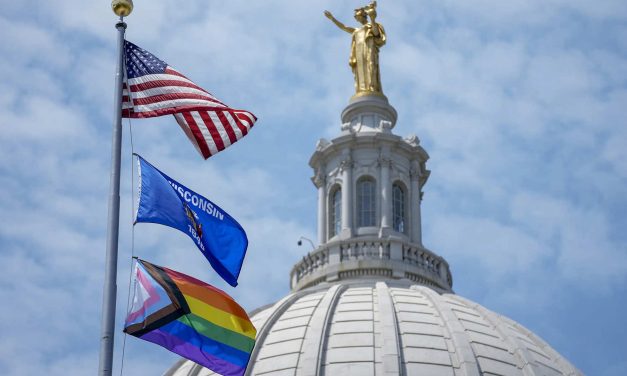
[127,74,222,103]
[223,111,244,140]
[235,111,255,130]
[208,111,232,148]
[129,86,215,100]
[128,73,196,87]
[190,112,220,156]
[131,98,225,113]
[174,113,205,157]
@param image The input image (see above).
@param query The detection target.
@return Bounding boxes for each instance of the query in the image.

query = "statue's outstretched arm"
[324,10,355,33]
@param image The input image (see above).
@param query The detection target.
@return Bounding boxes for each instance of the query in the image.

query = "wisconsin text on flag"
[121,40,257,159]
[135,154,248,287]
[124,259,256,376]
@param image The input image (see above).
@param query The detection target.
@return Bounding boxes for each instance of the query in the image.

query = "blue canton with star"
[124,40,169,79]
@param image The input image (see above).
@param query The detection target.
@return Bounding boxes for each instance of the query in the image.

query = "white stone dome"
[164,94,581,376]
[164,279,581,376]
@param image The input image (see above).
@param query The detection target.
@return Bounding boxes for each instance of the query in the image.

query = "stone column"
[410,160,422,245]
[314,170,327,245]
[379,151,391,230]
[340,153,353,237]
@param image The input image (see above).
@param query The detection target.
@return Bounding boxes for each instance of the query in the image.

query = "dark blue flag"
[134,154,248,286]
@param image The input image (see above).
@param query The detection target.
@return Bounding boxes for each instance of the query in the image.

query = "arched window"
[329,186,342,237]
[393,183,406,233]
[357,177,376,227]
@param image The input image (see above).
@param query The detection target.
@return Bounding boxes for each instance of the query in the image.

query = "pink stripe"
[126,268,161,323]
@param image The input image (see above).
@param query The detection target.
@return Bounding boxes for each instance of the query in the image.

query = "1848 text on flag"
[135,154,248,287]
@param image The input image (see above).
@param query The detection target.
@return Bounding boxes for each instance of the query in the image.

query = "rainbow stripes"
[124,260,256,376]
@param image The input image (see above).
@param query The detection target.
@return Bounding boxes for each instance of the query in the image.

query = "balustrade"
[291,238,450,291]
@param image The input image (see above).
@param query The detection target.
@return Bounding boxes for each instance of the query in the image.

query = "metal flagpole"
[99,1,133,375]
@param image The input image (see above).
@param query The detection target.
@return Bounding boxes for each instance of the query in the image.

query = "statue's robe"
[349,22,386,94]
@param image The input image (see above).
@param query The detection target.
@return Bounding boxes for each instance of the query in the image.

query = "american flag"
[122,40,257,159]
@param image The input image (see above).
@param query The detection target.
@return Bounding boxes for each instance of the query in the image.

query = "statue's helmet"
[353,7,367,22]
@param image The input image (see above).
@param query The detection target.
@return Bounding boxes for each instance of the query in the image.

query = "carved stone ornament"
[410,161,421,179]
[316,138,331,151]
[377,155,392,168]
[404,134,420,147]
[339,158,354,171]
[313,169,326,187]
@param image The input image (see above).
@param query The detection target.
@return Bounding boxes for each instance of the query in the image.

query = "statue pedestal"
[341,94,398,134]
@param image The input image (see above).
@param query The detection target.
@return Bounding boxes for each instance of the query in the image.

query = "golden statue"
[325,2,386,97]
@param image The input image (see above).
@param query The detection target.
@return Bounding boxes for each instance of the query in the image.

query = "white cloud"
[1,0,626,375]
[430,214,549,280]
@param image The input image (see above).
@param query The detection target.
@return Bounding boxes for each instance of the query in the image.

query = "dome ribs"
[244,292,307,376]
[496,313,582,376]
[390,286,458,375]
[297,284,347,376]
[166,282,583,376]
[453,295,543,376]
[322,286,377,374]
[374,282,404,375]
[416,286,483,376]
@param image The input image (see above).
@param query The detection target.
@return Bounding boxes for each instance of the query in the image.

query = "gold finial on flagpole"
[111,0,133,17]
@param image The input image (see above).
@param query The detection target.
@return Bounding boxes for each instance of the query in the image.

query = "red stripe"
[217,111,237,143]
[129,79,214,98]
[164,269,250,320]
[182,112,211,158]
[164,67,189,79]
[238,109,257,122]
[229,110,249,136]
[235,110,257,124]
[129,92,223,106]
[198,112,226,152]
[122,105,228,118]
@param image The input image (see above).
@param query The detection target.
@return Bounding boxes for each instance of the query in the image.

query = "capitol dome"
[164,94,582,376]
[166,280,580,376]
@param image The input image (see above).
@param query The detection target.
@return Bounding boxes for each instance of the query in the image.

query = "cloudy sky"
[1,0,626,375]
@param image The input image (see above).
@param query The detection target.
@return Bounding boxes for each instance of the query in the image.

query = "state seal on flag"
[184,204,203,239]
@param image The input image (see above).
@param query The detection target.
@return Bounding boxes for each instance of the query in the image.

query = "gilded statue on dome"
[324,1,386,97]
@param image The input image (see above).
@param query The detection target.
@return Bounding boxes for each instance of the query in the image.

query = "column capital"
[339,158,354,171]
[313,169,326,187]
[377,156,393,168]
[410,160,421,180]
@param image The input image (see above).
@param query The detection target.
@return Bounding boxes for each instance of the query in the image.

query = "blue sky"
[1,0,626,375]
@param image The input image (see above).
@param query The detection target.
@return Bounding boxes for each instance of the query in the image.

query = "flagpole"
[99,2,133,375]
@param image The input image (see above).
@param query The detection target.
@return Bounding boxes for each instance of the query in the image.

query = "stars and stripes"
[121,40,257,159]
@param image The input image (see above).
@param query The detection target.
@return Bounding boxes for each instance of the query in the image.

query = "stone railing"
[402,244,440,275]
[293,247,330,281]
[340,239,391,261]
[289,237,452,292]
